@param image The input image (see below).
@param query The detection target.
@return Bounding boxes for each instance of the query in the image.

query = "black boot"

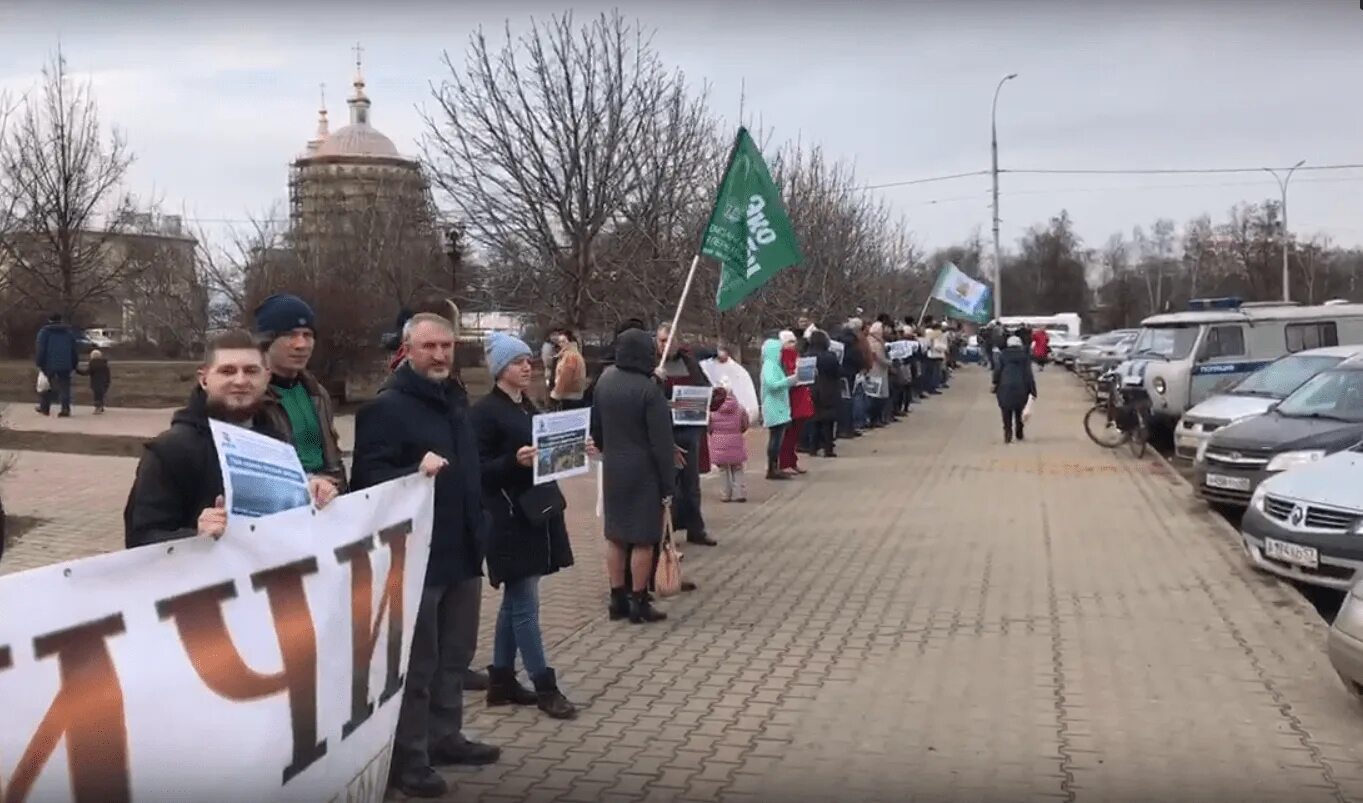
[608,587,630,621]
[765,459,788,481]
[629,591,667,624]
[532,668,578,720]
[390,765,448,798]
[486,665,537,706]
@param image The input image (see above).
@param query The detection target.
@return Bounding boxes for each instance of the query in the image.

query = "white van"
[1125,300,1363,427]
[996,313,1081,340]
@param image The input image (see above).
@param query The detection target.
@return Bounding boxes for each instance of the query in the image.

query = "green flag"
[701,127,802,311]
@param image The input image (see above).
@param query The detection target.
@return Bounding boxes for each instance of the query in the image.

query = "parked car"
[1196,357,1363,510]
[1243,447,1363,590]
[1051,334,1090,368]
[1173,345,1363,461]
[1329,580,1363,698]
[1075,330,1138,380]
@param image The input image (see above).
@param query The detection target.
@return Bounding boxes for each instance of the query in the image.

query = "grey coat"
[590,329,677,546]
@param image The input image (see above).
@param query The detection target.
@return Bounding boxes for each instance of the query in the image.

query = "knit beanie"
[485,331,532,378]
[779,329,797,346]
[253,294,315,338]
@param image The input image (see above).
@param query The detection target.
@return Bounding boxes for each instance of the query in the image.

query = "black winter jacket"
[835,326,864,381]
[352,364,485,588]
[807,331,842,421]
[123,388,288,549]
[992,346,1038,410]
[470,387,574,587]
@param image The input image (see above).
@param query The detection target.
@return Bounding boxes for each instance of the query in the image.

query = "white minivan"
[1173,344,1363,461]
[1125,300,1363,429]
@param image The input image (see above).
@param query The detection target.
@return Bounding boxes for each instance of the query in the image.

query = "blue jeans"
[38,370,72,414]
[767,424,787,464]
[493,576,547,677]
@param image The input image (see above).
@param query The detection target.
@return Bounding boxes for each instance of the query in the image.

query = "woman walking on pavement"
[760,336,798,480]
[993,335,1037,444]
[470,333,578,718]
[590,329,678,624]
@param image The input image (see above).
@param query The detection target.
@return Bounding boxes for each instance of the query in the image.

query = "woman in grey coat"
[589,329,677,624]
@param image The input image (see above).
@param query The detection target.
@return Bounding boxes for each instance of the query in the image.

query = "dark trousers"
[38,371,72,414]
[767,423,787,464]
[1001,406,1025,440]
[672,427,707,539]
[836,394,854,438]
[394,577,482,772]
[93,388,107,410]
[813,419,836,454]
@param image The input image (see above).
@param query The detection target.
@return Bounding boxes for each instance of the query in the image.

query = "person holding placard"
[778,330,813,475]
[865,322,892,427]
[655,322,715,547]
[806,329,842,457]
[470,333,579,720]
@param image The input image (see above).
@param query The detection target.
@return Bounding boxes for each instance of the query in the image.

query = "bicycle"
[1083,372,1152,457]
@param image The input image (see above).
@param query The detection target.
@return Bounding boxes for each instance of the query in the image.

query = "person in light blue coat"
[760,337,797,481]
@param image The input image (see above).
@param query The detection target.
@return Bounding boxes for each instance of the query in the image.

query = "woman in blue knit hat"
[468,331,580,719]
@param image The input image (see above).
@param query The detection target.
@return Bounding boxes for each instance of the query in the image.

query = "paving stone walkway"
[7,367,1363,801]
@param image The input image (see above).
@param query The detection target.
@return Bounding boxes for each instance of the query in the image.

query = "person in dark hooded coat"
[992,335,1038,444]
[589,328,677,625]
[806,329,842,457]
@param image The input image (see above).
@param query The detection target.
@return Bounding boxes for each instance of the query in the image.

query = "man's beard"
[205,395,263,423]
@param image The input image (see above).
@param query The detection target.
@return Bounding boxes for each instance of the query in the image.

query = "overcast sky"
[2,0,1361,256]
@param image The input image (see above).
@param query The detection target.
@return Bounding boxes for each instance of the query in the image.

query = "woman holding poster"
[470,333,578,719]
[778,330,813,475]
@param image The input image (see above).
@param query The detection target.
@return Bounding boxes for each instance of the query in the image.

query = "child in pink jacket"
[707,383,750,502]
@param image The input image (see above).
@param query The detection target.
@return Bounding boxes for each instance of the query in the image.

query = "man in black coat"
[123,330,338,549]
[835,319,865,439]
[351,313,499,799]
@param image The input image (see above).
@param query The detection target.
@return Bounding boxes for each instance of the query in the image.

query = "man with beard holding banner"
[352,313,500,798]
[122,330,337,548]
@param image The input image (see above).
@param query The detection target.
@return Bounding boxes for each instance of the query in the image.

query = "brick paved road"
[8,369,1363,801]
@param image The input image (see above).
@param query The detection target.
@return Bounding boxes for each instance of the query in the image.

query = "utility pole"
[991,73,1018,321]
[1261,160,1305,302]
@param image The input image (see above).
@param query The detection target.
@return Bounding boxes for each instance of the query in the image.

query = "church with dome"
[288,48,438,261]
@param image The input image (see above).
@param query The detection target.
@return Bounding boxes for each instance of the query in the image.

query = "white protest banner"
[795,357,817,386]
[209,419,311,527]
[671,385,713,427]
[0,475,434,803]
[532,408,592,485]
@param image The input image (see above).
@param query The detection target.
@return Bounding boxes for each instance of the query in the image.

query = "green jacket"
[760,338,795,428]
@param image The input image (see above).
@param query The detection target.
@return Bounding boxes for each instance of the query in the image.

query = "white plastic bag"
[35,371,50,394]
[1022,394,1035,422]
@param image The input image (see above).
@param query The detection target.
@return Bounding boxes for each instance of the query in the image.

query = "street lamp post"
[1262,160,1305,302]
[444,224,465,300]
[991,72,1018,322]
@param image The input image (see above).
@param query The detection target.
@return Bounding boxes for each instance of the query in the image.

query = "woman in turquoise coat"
[760,337,797,480]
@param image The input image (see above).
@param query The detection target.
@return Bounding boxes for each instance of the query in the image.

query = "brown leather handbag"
[654,503,684,598]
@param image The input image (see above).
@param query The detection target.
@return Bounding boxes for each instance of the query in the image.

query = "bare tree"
[0,48,135,322]
[423,12,698,330]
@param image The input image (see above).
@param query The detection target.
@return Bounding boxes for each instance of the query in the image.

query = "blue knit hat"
[485,331,532,378]
[253,294,316,337]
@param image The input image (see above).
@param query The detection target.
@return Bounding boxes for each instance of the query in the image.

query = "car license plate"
[1205,473,1251,492]
[1264,538,1319,569]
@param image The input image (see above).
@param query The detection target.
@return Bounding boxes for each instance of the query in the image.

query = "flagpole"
[916,295,932,328]
[658,253,702,370]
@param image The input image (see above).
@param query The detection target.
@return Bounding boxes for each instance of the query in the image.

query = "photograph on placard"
[795,356,817,386]
[532,407,593,485]
[672,385,714,426]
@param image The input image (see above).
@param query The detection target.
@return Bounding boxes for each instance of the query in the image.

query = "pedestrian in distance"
[1031,327,1051,372]
[708,381,750,502]
[351,313,501,799]
[34,312,78,417]
[590,328,678,624]
[993,335,1038,445]
[123,330,338,549]
[470,332,580,720]
[77,349,111,413]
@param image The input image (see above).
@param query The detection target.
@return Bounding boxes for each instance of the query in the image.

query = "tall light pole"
[1262,159,1305,302]
[991,72,1018,321]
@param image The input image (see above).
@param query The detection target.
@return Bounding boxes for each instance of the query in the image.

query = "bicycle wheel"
[1084,404,1128,448]
[1127,410,1149,458]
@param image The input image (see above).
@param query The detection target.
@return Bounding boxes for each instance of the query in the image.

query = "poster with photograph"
[532,408,593,485]
[888,340,914,361]
[208,419,312,529]
[829,340,845,363]
[863,374,885,398]
[795,356,817,386]
[672,385,714,427]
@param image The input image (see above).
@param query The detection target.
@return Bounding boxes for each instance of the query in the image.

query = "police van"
[1117,299,1363,429]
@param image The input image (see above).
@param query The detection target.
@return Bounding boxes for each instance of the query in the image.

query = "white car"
[1175,345,1363,461]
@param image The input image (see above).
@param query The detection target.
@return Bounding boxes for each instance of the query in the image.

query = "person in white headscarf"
[992,334,1037,444]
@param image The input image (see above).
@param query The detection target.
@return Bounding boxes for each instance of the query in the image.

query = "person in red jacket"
[779,330,813,475]
[1031,328,1050,372]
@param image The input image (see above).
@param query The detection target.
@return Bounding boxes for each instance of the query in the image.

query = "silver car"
[1330,579,1363,700]
[1174,345,1363,461]
[1075,330,1138,381]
